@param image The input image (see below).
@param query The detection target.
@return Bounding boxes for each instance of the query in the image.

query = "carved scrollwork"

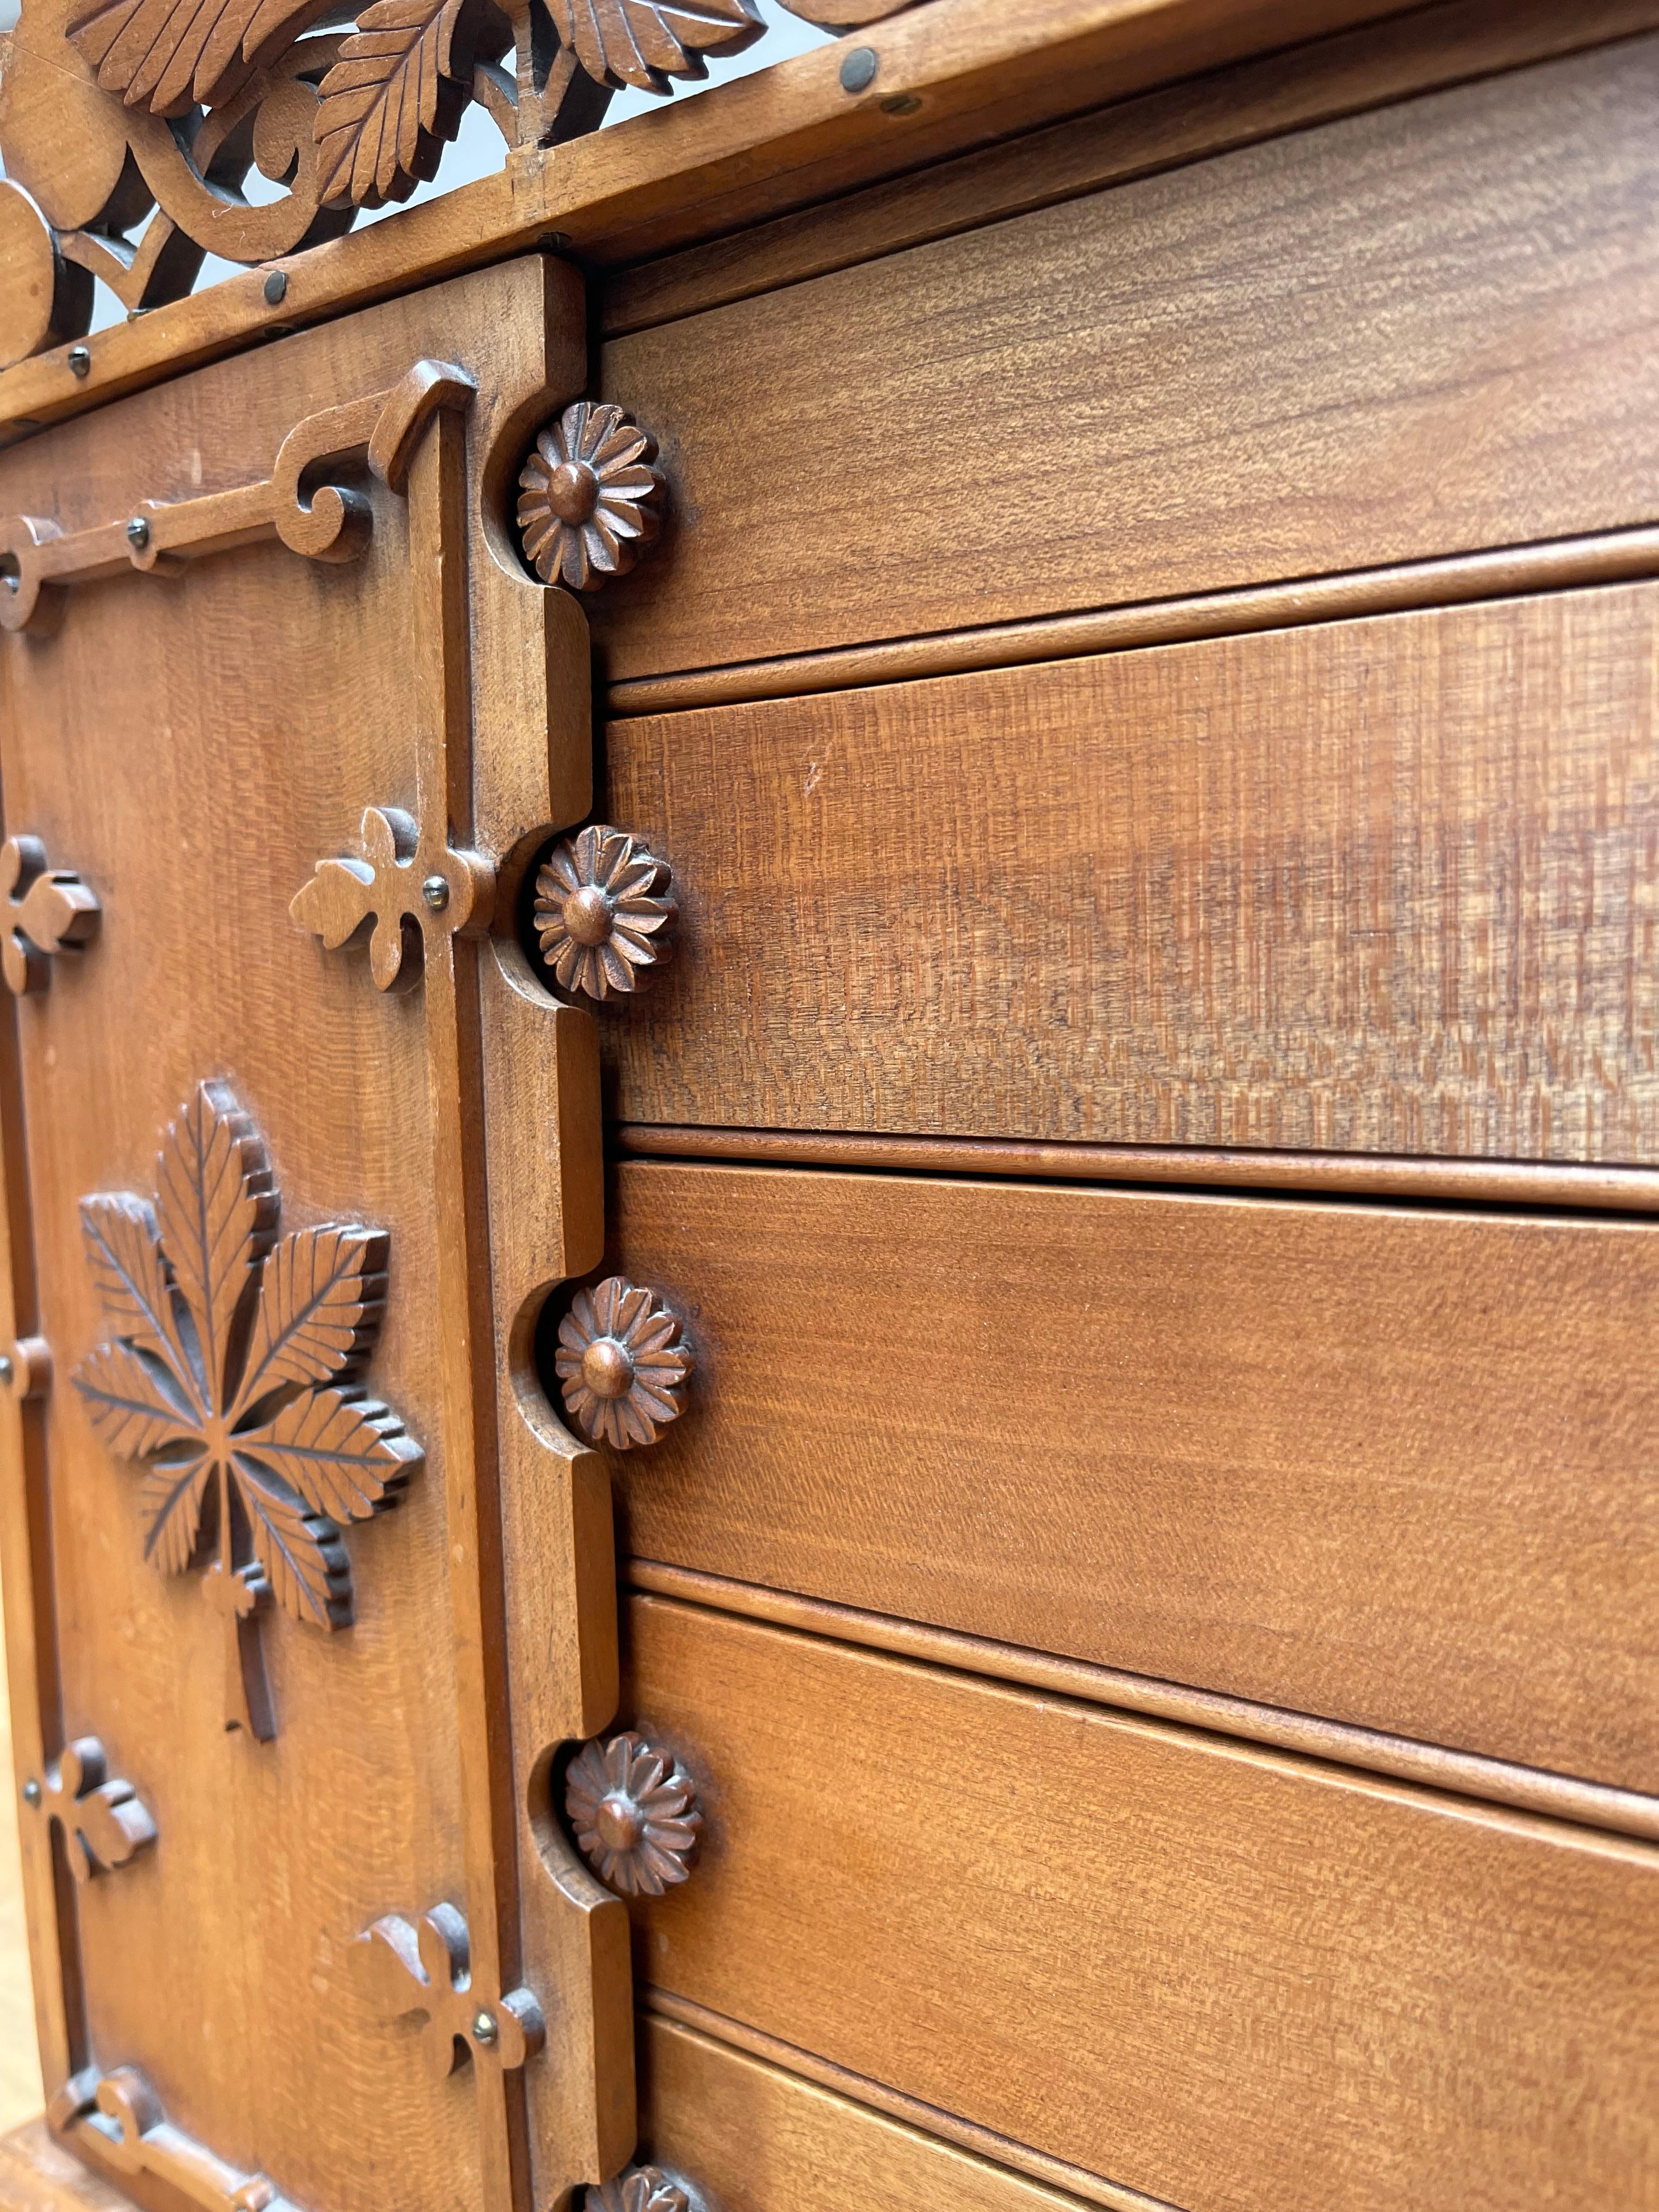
[0,0,921,364]
[53,2067,302,2210]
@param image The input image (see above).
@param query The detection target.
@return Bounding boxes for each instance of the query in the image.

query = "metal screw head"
[263,270,287,306]
[67,345,91,378]
[0,1354,13,1389]
[22,1779,41,1807]
[839,45,878,94]
[882,93,921,116]
[421,874,450,912]
[126,516,150,551]
[471,2009,498,2046]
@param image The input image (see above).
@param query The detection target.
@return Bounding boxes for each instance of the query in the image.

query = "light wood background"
[0,1593,43,2129]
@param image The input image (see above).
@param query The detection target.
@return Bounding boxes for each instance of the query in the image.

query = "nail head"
[421,874,450,912]
[263,270,288,306]
[67,345,91,378]
[22,1779,41,1807]
[839,46,878,94]
[126,517,150,551]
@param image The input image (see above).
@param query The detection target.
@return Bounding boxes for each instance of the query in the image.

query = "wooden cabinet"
[1,4,1656,2211]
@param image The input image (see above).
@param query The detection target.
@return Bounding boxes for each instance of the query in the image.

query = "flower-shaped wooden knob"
[534,826,674,1002]
[517,402,664,591]
[567,1733,702,1897]
[555,1277,692,1449]
[586,2167,692,2212]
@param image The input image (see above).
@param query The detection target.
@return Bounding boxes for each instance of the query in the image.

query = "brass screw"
[472,2009,498,2046]
[126,517,150,551]
[421,875,449,913]
[67,345,92,378]
[22,1779,41,1807]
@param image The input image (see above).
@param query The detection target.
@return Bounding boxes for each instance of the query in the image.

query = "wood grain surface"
[594,38,1659,679]
[636,2012,1132,2212]
[602,1161,1659,1794]
[598,584,1659,1163]
[622,1595,1659,2212]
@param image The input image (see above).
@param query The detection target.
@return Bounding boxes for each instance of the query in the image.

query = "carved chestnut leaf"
[549,0,761,95]
[587,2168,692,2212]
[517,402,664,592]
[555,1276,691,1449]
[534,825,674,1001]
[314,0,488,207]
[567,1732,702,1896]
[69,0,335,116]
[70,1080,422,1739]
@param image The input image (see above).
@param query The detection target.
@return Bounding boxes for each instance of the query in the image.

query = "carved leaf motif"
[313,0,477,208]
[548,0,763,94]
[234,1386,419,1524]
[238,1225,388,1409]
[134,1452,215,1575]
[74,1341,198,1463]
[68,0,335,115]
[154,1081,273,1413]
[233,1455,349,1626]
[79,1196,184,1372]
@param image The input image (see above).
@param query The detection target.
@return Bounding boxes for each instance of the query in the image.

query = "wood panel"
[599,584,1659,1163]
[594,39,1659,679]
[637,2014,1105,2212]
[604,1161,1659,1795]
[622,1595,1659,2212]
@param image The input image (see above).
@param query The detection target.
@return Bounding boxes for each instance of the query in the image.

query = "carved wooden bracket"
[1,834,99,994]
[353,1903,546,2079]
[24,1736,155,1883]
[566,1731,701,1897]
[51,2066,301,2210]
[517,403,664,592]
[0,358,474,634]
[590,2166,695,2212]
[555,1277,692,1449]
[70,1079,422,1741]
[291,802,494,991]
[533,826,674,1001]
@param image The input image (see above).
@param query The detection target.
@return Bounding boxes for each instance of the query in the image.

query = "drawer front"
[600,585,1659,1164]
[637,2015,1084,2212]
[595,40,1659,681]
[620,1596,1659,2212]
[602,1161,1659,1795]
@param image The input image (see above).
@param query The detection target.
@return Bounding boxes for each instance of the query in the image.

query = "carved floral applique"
[533,826,674,1002]
[517,403,664,592]
[587,2167,692,2212]
[71,1080,421,1740]
[566,1731,701,1896]
[554,1276,692,1449]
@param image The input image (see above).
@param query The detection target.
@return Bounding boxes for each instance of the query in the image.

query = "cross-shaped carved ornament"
[290,806,492,991]
[353,1903,544,2079]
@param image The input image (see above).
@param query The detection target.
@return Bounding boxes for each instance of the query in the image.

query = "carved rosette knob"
[517,403,665,591]
[567,1733,702,1897]
[555,1277,692,1449]
[534,826,675,1001]
[586,2167,693,2212]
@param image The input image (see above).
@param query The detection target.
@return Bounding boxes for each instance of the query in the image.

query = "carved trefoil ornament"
[25,1737,156,1882]
[566,1730,702,1896]
[0,0,919,364]
[534,826,675,1001]
[1,834,99,994]
[555,1276,692,1448]
[70,1079,421,1741]
[353,1902,545,2076]
[517,403,665,591]
[291,801,493,991]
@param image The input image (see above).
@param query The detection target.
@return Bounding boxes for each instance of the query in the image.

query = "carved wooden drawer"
[596,583,1659,1165]
[617,1595,1658,2212]
[599,1161,1659,1799]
